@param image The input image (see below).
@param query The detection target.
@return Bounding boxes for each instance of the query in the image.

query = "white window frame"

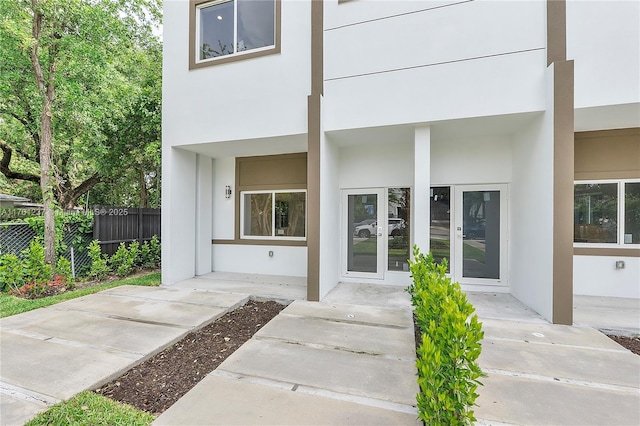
[574,178,640,249]
[195,0,276,65]
[240,189,307,241]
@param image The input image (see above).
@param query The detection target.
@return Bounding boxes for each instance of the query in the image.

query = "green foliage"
[20,212,93,257]
[55,256,75,289]
[407,246,485,425]
[0,253,24,292]
[25,391,155,426]
[88,240,110,280]
[149,235,161,264]
[22,239,52,284]
[128,240,141,266]
[110,242,135,277]
[140,241,154,268]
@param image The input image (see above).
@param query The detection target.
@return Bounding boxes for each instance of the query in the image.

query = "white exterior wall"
[319,104,341,298]
[324,0,546,130]
[211,245,307,277]
[510,112,554,320]
[338,141,414,189]
[430,136,512,185]
[574,256,640,299]
[163,0,311,146]
[414,126,431,254]
[211,158,235,240]
[567,0,640,110]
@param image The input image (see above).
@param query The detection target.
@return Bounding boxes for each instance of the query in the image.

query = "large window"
[194,0,277,65]
[241,190,306,240]
[574,180,640,246]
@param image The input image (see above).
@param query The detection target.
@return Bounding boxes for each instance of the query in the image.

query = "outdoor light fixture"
[225,185,232,199]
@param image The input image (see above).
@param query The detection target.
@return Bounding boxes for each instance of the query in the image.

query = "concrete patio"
[1,272,639,425]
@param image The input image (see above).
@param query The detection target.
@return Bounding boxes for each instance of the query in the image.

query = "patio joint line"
[0,382,59,407]
[278,312,411,330]
[484,368,640,394]
[483,336,631,353]
[210,370,417,415]
[252,335,415,361]
[2,329,143,359]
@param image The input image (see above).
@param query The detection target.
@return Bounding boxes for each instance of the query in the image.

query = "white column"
[414,125,431,255]
[161,147,197,284]
[195,154,213,276]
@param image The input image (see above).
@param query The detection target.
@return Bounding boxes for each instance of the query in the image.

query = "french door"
[431,184,508,286]
[342,189,385,279]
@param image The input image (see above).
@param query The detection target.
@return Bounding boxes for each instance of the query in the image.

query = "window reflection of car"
[388,218,406,236]
[353,221,376,238]
[352,218,406,238]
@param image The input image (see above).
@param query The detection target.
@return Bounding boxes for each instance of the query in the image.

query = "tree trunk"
[139,168,149,208]
[30,2,56,268]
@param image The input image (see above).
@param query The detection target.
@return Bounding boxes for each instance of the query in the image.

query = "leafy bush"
[140,241,155,268]
[110,242,135,277]
[0,253,24,292]
[22,239,52,284]
[88,240,111,280]
[149,235,161,264]
[407,246,485,425]
[56,257,75,290]
[128,241,141,267]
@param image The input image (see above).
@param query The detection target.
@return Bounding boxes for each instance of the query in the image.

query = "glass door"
[343,189,384,278]
[453,185,507,286]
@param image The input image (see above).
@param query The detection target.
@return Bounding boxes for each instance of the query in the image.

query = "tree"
[0,0,161,266]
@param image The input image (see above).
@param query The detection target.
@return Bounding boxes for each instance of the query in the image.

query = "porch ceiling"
[176,133,307,159]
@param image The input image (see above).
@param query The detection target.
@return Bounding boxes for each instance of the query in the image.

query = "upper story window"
[574,179,640,247]
[190,0,280,69]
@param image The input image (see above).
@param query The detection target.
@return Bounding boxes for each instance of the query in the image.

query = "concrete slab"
[167,278,306,301]
[322,282,411,309]
[574,295,640,335]
[256,315,414,358]
[0,390,48,426]
[0,332,135,400]
[154,374,419,426]
[101,285,249,308]
[282,300,413,328]
[218,338,417,406]
[1,308,187,356]
[481,318,627,351]
[52,293,227,328]
[476,372,640,425]
[466,292,547,323]
[480,338,640,389]
[197,271,306,286]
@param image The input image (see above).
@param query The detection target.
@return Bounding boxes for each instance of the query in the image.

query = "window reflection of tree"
[250,193,272,236]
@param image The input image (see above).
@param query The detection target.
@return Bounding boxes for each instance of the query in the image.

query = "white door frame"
[452,184,508,287]
[341,188,386,279]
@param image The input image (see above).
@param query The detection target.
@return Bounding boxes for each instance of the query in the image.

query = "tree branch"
[0,141,40,183]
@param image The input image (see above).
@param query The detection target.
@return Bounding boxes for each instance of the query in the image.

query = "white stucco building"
[162,0,639,324]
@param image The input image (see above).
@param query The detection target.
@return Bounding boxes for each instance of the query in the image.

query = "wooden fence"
[92,207,161,256]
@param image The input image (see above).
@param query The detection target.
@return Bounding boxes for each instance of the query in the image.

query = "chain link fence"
[0,222,93,276]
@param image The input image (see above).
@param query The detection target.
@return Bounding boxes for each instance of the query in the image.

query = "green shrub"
[407,246,484,425]
[0,253,25,292]
[128,241,141,267]
[110,242,134,277]
[140,241,155,269]
[55,257,75,290]
[88,240,110,280]
[149,235,161,264]
[21,239,52,284]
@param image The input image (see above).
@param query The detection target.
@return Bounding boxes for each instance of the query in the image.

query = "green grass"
[0,272,161,318]
[25,391,154,426]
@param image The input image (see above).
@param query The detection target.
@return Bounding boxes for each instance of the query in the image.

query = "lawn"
[0,272,161,318]
[25,391,154,426]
